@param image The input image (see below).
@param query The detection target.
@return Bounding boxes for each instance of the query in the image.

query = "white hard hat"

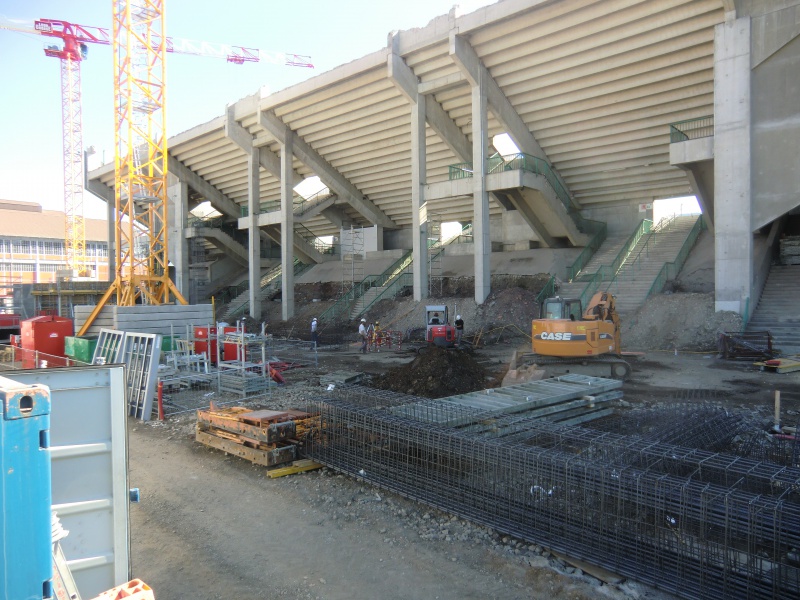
[457,315,461,319]
[312,317,317,321]
[360,318,366,322]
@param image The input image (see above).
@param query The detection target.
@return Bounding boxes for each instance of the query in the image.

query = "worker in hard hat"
[455,314,464,347]
[358,318,368,354]
[311,317,319,349]
[429,312,441,325]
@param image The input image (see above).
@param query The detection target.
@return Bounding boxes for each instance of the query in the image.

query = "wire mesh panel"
[304,397,800,600]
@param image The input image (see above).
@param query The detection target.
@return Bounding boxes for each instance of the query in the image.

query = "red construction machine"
[425,305,457,348]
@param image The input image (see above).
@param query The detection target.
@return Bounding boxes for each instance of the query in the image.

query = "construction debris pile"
[303,389,800,600]
[369,347,492,398]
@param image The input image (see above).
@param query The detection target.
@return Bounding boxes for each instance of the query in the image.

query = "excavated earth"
[369,346,492,398]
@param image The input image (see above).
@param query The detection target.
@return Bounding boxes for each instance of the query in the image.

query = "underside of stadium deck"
[87,0,800,322]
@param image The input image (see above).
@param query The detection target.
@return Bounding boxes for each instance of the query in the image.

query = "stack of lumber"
[196,406,318,467]
[780,236,800,265]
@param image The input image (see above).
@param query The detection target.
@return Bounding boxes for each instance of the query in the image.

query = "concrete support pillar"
[714,17,752,315]
[280,133,295,321]
[411,91,429,301]
[167,173,189,297]
[247,147,262,321]
[471,74,491,304]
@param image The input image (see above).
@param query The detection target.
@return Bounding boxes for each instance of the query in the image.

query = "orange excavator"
[530,290,631,379]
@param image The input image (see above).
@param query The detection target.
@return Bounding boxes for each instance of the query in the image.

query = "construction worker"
[372,320,383,351]
[311,317,319,348]
[358,318,368,354]
[455,314,464,346]
[429,312,441,325]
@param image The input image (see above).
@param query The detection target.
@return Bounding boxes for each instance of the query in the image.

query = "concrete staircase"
[557,234,630,298]
[350,286,386,319]
[746,265,800,357]
[610,215,699,314]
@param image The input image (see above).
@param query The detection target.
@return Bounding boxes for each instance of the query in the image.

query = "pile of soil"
[622,292,742,352]
[370,347,490,398]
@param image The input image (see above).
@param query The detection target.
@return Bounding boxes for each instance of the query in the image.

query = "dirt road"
[128,345,799,600]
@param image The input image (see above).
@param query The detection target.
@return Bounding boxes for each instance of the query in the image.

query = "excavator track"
[520,354,632,381]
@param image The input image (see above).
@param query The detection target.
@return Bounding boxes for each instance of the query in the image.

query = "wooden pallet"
[195,405,319,468]
[196,426,296,467]
[754,358,800,374]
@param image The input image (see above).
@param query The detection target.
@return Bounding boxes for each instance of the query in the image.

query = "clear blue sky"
[0,0,493,216]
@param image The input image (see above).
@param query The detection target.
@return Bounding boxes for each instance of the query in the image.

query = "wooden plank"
[551,550,624,584]
[195,427,296,466]
[267,459,323,478]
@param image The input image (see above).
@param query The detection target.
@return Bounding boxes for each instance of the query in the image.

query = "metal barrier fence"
[304,395,800,600]
[0,345,90,370]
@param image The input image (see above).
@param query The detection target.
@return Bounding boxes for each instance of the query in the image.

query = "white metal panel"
[7,366,129,599]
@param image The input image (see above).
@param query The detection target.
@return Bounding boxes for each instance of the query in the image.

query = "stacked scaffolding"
[304,395,800,600]
[428,213,442,297]
[343,225,364,294]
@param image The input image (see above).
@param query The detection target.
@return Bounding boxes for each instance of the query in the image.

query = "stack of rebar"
[304,395,800,600]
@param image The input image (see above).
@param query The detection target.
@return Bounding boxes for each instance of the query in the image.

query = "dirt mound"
[370,347,489,398]
[622,292,742,352]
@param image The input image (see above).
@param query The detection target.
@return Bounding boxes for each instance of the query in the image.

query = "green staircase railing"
[450,153,574,214]
[669,116,713,143]
[294,223,336,255]
[226,260,312,320]
[240,188,333,217]
[566,220,607,282]
[319,249,414,323]
[352,223,473,318]
[647,216,706,298]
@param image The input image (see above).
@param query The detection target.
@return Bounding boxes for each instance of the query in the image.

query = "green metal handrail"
[240,187,334,217]
[647,216,705,298]
[566,220,607,282]
[352,221,476,318]
[226,260,312,319]
[326,250,414,322]
[607,219,653,281]
[448,153,574,214]
[534,275,556,306]
[357,273,414,317]
[606,215,679,287]
[669,116,714,143]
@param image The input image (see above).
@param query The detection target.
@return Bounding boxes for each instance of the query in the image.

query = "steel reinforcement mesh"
[304,397,800,600]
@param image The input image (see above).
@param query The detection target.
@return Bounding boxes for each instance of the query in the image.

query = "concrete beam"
[418,72,467,95]
[225,105,300,186]
[167,154,240,218]
[471,75,491,305]
[714,17,752,316]
[247,147,262,321]
[259,110,396,229]
[501,189,557,248]
[450,32,547,161]
[281,133,295,321]
[167,174,190,296]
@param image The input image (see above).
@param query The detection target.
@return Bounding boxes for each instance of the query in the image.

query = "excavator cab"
[541,297,582,321]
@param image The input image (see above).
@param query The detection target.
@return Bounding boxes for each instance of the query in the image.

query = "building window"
[12,240,31,254]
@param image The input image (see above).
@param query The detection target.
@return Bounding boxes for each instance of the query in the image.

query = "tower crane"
[1,9,312,334]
